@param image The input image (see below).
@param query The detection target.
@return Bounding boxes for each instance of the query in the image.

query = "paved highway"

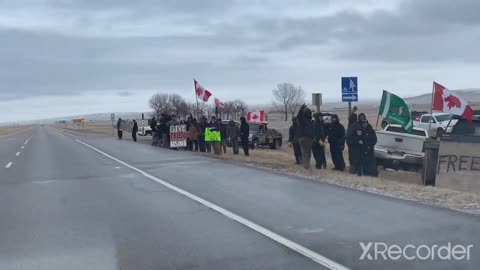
[1,126,479,270]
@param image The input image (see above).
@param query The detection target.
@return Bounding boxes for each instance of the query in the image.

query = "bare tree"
[169,94,189,118]
[272,83,306,121]
[149,93,171,117]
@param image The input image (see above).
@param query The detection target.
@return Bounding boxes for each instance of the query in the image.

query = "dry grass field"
[0,126,29,137]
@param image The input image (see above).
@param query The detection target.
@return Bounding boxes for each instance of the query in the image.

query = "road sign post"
[312,93,322,113]
[341,77,358,117]
[111,113,115,137]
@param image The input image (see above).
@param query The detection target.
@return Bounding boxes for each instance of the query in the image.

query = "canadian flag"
[194,79,212,102]
[433,82,473,122]
[215,98,227,109]
[247,111,265,123]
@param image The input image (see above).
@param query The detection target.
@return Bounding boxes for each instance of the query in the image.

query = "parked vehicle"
[249,122,283,149]
[441,117,480,143]
[375,124,429,171]
[137,126,152,136]
[413,113,457,138]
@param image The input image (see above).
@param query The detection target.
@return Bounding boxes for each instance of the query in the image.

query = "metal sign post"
[312,93,322,113]
[342,77,358,116]
[111,113,115,137]
[141,113,145,136]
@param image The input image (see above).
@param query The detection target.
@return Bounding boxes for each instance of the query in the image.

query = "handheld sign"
[170,125,188,148]
[205,127,221,142]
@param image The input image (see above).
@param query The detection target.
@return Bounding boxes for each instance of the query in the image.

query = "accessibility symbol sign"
[342,77,358,102]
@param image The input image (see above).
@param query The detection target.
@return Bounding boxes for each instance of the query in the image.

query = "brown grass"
[0,126,29,137]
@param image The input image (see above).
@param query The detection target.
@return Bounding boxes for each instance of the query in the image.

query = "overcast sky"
[1,0,479,122]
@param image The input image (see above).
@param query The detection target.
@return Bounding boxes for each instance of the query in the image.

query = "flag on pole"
[379,90,413,132]
[194,79,212,102]
[247,111,265,123]
[433,82,473,122]
[215,98,227,109]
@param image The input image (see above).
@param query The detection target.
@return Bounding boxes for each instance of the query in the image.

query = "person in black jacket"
[150,116,158,146]
[117,118,123,140]
[347,115,364,175]
[347,110,358,172]
[361,119,378,176]
[297,104,314,169]
[240,117,250,156]
[288,117,302,164]
[327,114,346,171]
[132,120,138,142]
[312,112,327,169]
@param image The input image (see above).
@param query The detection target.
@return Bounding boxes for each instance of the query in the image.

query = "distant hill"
[405,89,480,108]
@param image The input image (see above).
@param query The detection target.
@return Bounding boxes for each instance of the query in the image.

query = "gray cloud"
[0,0,479,117]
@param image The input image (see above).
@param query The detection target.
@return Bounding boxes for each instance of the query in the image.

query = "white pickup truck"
[413,113,457,138]
[375,124,429,171]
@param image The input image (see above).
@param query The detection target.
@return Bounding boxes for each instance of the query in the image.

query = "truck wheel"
[145,130,152,136]
[251,139,258,149]
[275,139,281,149]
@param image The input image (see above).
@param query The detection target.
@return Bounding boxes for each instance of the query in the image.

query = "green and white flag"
[379,90,413,132]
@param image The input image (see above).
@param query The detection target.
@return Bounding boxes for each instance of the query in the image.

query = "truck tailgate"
[375,131,425,157]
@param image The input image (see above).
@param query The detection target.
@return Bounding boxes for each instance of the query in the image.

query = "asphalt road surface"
[1,126,479,270]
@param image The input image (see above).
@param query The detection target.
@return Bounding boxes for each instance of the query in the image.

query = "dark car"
[441,117,480,143]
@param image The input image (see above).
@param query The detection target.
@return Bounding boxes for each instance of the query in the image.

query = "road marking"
[24,141,28,145]
[16,152,20,156]
[5,162,12,168]
[21,146,24,149]
[75,139,350,270]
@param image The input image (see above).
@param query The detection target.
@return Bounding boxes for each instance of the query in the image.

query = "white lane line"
[5,162,12,168]
[16,152,20,156]
[21,146,24,149]
[75,139,349,270]
[24,140,28,145]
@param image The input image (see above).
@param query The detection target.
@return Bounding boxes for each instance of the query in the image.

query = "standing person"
[227,120,240,155]
[288,117,302,164]
[240,116,250,156]
[132,120,138,142]
[327,114,346,171]
[205,116,217,153]
[346,111,358,173]
[188,118,199,151]
[346,114,364,175]
[361,119,378,177]
[198,117,207,152]
[117,118,123,140]
[150,116,157,146]
[217,118,227,154]
[296,104,314,169]
[312,112,327,169]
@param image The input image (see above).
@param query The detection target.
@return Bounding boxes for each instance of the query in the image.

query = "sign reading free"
[170,125,188,148]
[436,141,480,192]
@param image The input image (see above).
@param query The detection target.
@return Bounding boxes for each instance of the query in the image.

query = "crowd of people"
[117,105,378,177]
[288,105,378,177]
[148,114,251,156]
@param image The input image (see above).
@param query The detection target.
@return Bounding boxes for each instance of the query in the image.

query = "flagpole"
[429,82,435,132]
[194,79,200,118]
[376,90,384,129]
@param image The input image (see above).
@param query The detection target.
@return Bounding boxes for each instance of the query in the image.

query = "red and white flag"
[215,98,227,109]
[247,111,265,123]
[194,79,212,102]
[433,82,473,122]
